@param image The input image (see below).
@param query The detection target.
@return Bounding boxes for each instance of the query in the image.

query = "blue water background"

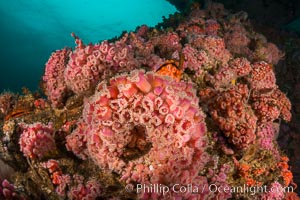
[0,0,177,93]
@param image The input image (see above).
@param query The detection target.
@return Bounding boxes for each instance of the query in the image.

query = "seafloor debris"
[0,2,299,200]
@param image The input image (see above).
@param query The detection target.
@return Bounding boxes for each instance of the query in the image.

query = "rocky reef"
[0,2,299,200]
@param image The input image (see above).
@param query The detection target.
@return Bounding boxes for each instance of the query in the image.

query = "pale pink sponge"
[68,70,209,197]
[43,48,71,108]
[19,122,56,159]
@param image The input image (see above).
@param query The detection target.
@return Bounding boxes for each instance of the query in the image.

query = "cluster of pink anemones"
[150,32,182,57]
[200,84,258,149]
[43,48,71,108]
[65,119,89,160]
[224,24,251,56]
[19,122,56,159]
[256,122,280,159]
[189,34,232,65]
[68,70,209,196]
[42,160,102,199]
[251,88,292,124]
[67,179,102,200]
[253,42,284,65]
[206,57,252,90]
[176,44,211,77]
[247,61,277,90]
[64,33,139,96]
[0,178,24,200]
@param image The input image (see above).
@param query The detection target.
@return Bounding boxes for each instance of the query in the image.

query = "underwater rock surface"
[0,1,299,200]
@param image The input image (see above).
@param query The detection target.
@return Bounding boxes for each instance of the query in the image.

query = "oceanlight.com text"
[125,183,294,196]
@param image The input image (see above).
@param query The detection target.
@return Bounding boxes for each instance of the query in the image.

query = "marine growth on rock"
[0,2,298,200]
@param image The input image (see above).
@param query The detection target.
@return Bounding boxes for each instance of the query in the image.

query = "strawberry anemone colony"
[0,2,297,200]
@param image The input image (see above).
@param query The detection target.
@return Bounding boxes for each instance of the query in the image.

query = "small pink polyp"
[153,86,163,96]
[134,73,152,93]
[101,127,114,137]
[121,84,138,98]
